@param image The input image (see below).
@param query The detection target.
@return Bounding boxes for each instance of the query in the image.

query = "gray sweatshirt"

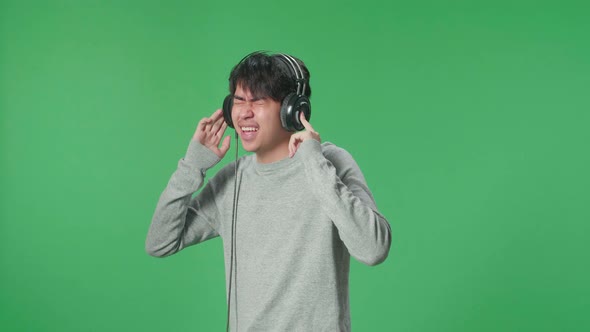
[146,138,391,331]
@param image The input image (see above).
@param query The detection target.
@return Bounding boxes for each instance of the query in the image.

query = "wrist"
[297,139,322,159]
[185,139,221,171]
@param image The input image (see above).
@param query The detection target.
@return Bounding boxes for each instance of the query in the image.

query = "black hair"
[228,51,312,102]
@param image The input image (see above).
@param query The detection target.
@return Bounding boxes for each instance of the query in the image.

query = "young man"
[146,51,391,331]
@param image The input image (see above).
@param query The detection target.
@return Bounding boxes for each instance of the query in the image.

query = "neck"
[255,140,290,164]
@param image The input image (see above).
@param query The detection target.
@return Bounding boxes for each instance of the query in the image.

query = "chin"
[239,141,257,153]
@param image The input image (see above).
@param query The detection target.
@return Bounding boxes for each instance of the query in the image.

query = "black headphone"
[222,52,311,132]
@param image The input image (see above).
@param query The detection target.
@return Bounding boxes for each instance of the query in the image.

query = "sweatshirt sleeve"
[145,139,223,257]
[297,139,392,266]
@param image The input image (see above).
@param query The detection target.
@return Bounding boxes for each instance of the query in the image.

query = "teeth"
[241,127,258,132]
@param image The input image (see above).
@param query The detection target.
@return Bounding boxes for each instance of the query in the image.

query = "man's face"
[231,84,292,163]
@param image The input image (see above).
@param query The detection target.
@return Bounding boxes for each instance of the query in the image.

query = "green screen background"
[1,0,588,331]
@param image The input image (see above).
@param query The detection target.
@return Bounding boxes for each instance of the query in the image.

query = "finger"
[289,135,295,157]
[300,112,314,132]
[215,121,228,138]
[289,142,297,158]
[201,109,221,124]
[289,134,301,158]
[210,108,223,121]
[203,109,222,128]
[210,115,225,135]
[198,116,212,129]
[219,135,231,156]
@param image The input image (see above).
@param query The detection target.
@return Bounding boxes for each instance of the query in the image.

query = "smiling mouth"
[241,127,259,132]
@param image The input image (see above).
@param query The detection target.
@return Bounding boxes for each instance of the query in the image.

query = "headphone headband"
[278,53,307,96]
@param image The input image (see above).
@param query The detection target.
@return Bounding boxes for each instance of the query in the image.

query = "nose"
[237,102,254,120]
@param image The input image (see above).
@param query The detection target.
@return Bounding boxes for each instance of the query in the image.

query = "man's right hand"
[193,109,231,159]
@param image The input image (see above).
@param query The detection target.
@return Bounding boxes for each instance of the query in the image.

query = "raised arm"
[291,114,391,266]
[145,109,231,257]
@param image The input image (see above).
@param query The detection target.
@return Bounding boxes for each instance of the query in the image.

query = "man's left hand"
[289,112,321,158]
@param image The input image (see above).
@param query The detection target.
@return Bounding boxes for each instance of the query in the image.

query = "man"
[146,51,391,331]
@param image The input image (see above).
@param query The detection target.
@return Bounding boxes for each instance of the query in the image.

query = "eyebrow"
[234,95,265,102]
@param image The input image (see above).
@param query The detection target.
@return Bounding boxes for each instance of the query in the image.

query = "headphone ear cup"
[222,95,234,128]
[280,93,311,131]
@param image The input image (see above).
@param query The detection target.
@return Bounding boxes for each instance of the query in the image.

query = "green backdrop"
[1,0,588,331]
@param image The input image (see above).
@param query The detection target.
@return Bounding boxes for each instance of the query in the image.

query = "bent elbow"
[146,248,162,258]
[359,214,392,266]
[358,233,391,266]
[145,243,164,258]
[145,239,172,258]
[360,247,390,266]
